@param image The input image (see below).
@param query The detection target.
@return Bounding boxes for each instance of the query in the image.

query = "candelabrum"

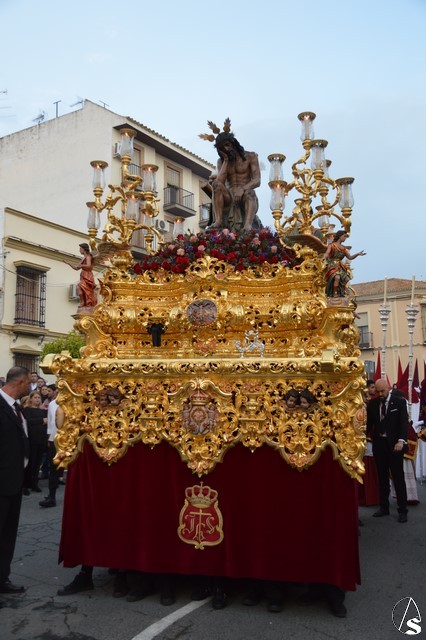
[86,128,162,270]
[378,303,392,380]
[405,303,420,419]
[268,112,355,245]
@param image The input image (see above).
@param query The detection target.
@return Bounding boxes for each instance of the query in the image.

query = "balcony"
[358,327,373,350]
[163,187,196,218]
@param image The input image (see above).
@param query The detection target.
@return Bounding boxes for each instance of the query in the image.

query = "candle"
[411,275,415,305]
[383,277,387,305]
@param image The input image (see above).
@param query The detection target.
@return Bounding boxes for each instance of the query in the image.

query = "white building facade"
[0,101,214,374]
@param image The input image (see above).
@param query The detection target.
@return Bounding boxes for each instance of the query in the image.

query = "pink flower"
[251,237,261,246]
[190,235,197,242]
[271,245,278,253]
[168,244,176,251]
[197,245,206,252]
[222,228,230,236]
[229,232,236,240]
[177,248,185,256]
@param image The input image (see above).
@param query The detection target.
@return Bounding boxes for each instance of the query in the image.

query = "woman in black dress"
[23,390,48,492]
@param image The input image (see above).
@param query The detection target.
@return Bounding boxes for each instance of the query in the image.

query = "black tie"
[14,402,29,458]
[379,399,387,434]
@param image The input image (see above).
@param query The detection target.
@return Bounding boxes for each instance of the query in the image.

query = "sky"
[0,0,425,284]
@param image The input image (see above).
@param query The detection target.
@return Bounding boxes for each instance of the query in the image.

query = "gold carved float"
[43,251,365,481]
[41,115,366,482]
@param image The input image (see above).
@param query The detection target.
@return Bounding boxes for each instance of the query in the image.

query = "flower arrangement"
[133,228,298,275]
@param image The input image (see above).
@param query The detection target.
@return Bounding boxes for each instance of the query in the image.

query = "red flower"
[134,263,142,274]
[162,260,172,270]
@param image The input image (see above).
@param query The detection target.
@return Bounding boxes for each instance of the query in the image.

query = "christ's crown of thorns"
[199,118,232,143]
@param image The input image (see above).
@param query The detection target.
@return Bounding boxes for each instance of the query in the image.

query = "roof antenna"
[53,100,61,117]
[70,97,84,108]
[99,100,109,108]
[32,110,47,124]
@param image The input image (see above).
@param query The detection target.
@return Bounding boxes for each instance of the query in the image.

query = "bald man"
[366,379,408,522]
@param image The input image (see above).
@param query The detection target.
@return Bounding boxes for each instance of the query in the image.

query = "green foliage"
[40,330,85,359]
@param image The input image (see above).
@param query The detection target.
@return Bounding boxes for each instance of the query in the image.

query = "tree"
[40,330,85,359]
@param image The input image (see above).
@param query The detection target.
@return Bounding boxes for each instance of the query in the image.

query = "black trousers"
[47,442,59,497]
[24,439,47,490]
[373,437,407,513]
[0,491,22,583]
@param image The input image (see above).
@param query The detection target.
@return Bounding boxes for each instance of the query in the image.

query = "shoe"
[243,589,263,606]
[160,583,176,606]
[0,580,25,594]
[329,599,347,618]
[398,513,408,523]
[113,573,129,598]
[31,486,42,493]
[298,591,321,605]
[191,586,211,601]
[212,587,227,609]
[267,597,284,613]
[57,573,94,596]
[39,497,56,508]
[126,582,154,602]
[22,488,30,496]
[373,509,389,517]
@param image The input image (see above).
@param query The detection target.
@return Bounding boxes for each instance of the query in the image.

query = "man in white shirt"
[39,391,64,508]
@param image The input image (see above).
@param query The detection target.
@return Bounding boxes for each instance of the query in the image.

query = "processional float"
[42,113,365,591]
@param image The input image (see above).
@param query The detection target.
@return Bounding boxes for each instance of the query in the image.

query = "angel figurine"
[64,243,98,308]
[323,231,366,298]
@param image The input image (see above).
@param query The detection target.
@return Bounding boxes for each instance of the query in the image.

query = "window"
[200,203,211,223]
[14,353,39,371]
[128,147,144,179]
[421,305,426,343]
[199,181,212,226]
[355,312,372,349]
[166,166,181,204]
[15,266,46,327]
[364,360,375,377]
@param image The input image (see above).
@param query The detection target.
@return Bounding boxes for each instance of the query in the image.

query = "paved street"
[1,476,426,640]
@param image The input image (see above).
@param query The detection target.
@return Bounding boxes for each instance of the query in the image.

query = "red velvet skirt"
[59,441,360,591]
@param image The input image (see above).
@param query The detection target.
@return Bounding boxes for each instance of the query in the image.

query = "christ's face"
[220,141,236,160]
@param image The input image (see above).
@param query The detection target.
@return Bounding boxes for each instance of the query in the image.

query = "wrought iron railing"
[14,267,46,327]
[163,186,194,211]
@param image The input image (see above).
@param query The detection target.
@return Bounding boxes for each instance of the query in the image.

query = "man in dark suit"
[0,366,31,593]
[366,378,408,523]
